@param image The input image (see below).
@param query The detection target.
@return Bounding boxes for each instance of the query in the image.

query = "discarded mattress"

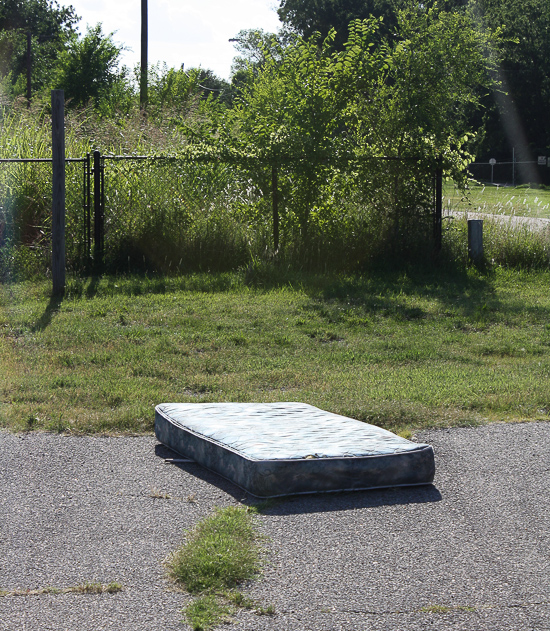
[155,402,435,498]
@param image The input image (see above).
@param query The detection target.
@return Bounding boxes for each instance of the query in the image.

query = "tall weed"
[443,215,550,269]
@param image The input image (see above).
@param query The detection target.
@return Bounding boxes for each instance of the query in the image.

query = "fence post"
[434,157,443,256]
[51,89,65,296]
[93,150,103,270]
[85,153,91,265]
[468,219,483,264]
[272,164,279,252]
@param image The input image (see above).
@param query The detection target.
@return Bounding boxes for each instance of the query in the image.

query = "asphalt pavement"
[1,421,549,630]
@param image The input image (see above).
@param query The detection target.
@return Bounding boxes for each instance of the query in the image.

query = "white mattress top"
[156,402,427,461]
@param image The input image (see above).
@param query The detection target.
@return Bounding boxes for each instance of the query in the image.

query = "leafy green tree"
[0,0,78,94]
[146,63,231,113]
[277,0,401,46]
[277,0,550,165]
[226,5,494,249]
[229,28,290,100]
[276,0,469,47]
[51,23,127,110]
[230,28,288,74]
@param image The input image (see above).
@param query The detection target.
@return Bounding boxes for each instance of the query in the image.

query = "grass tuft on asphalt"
[167,506,261,593]
[166,505,271,630]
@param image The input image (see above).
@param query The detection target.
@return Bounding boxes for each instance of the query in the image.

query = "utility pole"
[140,0,148,108]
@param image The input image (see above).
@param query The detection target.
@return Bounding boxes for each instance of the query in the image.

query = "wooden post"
[26,32,31,107]
[51,90,65,296]
[272,164,279,252]
[468,219,483,264]
[140,0,148,108]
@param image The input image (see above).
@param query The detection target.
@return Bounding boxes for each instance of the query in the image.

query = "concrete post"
[468,219,483,264]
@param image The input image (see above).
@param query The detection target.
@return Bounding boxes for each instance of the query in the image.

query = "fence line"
[1,151,443,274]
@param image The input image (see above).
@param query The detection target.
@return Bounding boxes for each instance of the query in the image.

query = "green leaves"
[210,6,495,248]
[52,24,126,110]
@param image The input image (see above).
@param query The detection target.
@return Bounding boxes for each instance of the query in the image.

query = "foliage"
[0,103,258,278]
[0,5,501,276]
[145,64,231,112]
[276,0,550,172]
[277,0,401,47]
[51,24,128,111]
[224,6,495,253]
[467,0,550,159]
[230,28,288,75]
[276,0,469,47]
[229,28,291,98]
[0,0,78,94]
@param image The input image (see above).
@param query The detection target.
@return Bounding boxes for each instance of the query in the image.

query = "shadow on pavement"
[154,443,442,514]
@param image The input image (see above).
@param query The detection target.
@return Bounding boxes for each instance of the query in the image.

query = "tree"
[146,64,231,112]
[52,24,126,109]
[229,28,289,100]
[276,0,550,167]
[277,0,403,47]
[226,6,494,248]
[276,0,469,47]
[0,0,78,94]
[230,28,287,74]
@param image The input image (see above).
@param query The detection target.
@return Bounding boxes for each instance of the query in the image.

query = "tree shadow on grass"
[315,264,500,322]
[31,294,63,332]
[155,443,442,515]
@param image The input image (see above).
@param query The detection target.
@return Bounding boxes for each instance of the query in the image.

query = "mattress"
[155,402,435,498]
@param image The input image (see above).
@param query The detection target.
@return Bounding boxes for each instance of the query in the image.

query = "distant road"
[444,210,550,231]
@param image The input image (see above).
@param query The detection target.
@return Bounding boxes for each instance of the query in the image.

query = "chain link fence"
[100,156,265,273]
[1,152,440,278]
[0,158,88,279]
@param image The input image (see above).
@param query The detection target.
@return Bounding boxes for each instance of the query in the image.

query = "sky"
[67,0,282,80]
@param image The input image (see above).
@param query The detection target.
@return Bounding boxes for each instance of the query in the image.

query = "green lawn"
[1,268,549,436]
[444,182,550,219]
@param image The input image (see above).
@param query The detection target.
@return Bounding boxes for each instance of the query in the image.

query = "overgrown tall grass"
[0,103,263,277]
[442,182,550,269]
[1,103,549,279]
[443,216,550,269]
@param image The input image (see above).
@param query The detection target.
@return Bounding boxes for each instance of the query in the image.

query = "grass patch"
[444,182,550,219]
[1,268,550,435]
[166,505,273,630]
[419,604,451,613]
[167,506,261,593]
[184,595,232,630]
[419,603,477,614]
